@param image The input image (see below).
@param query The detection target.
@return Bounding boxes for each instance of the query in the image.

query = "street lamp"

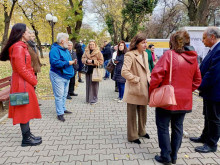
[46,14,58,44]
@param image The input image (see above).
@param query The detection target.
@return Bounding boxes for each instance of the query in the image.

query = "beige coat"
[121,50,151,105]
[82,48,104,66]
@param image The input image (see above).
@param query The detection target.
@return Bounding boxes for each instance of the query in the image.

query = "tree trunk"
[196,0,210,26]
[121,19,126,41]
[1,16,10,50]
[1,0,17,50]
[31,25,44,58]
[187,0,197,25]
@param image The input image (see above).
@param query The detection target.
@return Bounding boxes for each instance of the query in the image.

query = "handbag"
[81,65,88,74]
[149,51,177,107]
[106,59,115,73]
[9,51,29,106]
[92,64,103,82]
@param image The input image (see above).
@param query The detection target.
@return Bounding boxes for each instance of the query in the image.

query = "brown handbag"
[149,51,177,107]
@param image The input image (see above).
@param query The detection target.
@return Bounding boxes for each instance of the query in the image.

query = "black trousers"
[200,99,220,148]
[156,108,186,162]
[68,72,76,95]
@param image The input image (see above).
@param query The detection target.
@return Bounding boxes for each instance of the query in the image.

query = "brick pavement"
[0,77,220,165]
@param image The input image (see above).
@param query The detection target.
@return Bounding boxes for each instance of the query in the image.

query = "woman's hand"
[87,59,93,64]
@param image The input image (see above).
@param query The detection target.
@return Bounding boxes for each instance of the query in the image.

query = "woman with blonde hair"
[121,33,151,144]
[82,40,104,105]
[149,30,201,164]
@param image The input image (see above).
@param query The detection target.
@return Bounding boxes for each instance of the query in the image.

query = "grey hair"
[68,41,73,45]
[57,33,69,43]
[205,27,220,39]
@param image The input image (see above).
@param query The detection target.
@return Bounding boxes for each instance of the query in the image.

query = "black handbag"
[81,65,88,74]
[9,51,29,106]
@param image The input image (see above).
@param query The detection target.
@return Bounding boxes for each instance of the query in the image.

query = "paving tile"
[37,156,54,163]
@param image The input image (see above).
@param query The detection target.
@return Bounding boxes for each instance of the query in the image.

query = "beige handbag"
[92,64,103,82]
[149,51,177,107]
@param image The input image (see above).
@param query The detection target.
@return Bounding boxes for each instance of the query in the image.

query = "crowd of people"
[0,23,220,165]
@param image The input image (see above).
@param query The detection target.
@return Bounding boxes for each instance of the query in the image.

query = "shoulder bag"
[81,53,88,74]
[9,50,29,106]
[92,63,103,82]
[149,51,177,107]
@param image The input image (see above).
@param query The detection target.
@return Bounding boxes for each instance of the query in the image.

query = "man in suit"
[190,27,220,153]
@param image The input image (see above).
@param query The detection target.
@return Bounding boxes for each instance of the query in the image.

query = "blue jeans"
[49,71,70,115]
[117,82,125,100]
[104,60,110,78]
[156,108,186,162]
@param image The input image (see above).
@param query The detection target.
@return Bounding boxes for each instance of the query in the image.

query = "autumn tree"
[0,0,18,49]
[122,0,158,41]
[145,0,188,39]
[177,0,220,26]
[65,0,84,45]
[17,0,45,58]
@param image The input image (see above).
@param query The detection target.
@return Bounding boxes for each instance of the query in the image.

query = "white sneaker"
[113,98,119,101]
[118,99,123,103]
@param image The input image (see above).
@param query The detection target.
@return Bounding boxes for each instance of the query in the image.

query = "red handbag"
[149,51,177,107]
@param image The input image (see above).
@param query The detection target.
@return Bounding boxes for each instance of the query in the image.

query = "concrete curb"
[0,114,8,123]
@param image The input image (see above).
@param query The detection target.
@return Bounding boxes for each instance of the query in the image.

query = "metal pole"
[51,21,54,44]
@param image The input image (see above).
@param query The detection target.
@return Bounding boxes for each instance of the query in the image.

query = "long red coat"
[8,41,41,125]
[149,50,201,112]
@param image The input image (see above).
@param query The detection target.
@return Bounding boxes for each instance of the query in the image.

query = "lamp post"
[46,14,58,44]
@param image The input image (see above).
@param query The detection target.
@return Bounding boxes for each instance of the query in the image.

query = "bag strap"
[169,51,173,85]
[11,48,27,93]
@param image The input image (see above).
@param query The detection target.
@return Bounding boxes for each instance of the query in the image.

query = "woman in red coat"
[0,23,42,147]
[149,30,201,164]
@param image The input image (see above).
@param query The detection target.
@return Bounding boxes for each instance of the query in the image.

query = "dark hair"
[148,44,154,49]
[169,30,190,53]
[74,43,83,55]
[129,33,147,51]
[0,23,27,61]
[117,41,128,56]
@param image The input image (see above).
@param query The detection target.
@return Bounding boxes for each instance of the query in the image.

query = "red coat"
[8,41,41,125]
[149,50,201,112]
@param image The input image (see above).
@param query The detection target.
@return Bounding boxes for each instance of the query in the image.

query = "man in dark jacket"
[67,41,78,99]
[102,41,112,80]
[190,27,220,153]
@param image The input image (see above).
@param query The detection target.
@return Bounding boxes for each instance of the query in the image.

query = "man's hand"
[69,61,75,65]
[87,60,92,64]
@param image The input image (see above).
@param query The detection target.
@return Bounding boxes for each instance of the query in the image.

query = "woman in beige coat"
[121,33,151,144]
[82,40,104,105]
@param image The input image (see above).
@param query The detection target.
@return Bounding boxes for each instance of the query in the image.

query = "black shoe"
[172,159,177,164]
[195,144,217,153]
[67,95,72,99]
[21,130,42,147]
[115,87,119,92]
[78,79,84,83]
[64,110,72,114]
[57,115,65,122]
[154,155,171,165]
[130,139,141,144]
[30,132,42,140]
[189,137,205,143]
[70,93,78,96]
[142,133,150,139]
[39,104,42,106]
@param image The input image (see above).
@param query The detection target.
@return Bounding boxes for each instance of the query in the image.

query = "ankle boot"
[21,130,42,147]
[30,131,42,140]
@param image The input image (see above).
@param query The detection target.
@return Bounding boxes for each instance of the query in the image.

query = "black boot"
[30,131,42,140]
[21,130,42,147]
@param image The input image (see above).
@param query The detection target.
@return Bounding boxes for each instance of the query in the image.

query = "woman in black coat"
[113,41,128,103]
[75,43,84,83]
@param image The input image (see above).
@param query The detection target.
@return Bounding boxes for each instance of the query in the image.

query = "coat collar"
[132,50,148,70]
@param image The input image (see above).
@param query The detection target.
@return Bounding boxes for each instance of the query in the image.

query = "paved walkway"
[0,77,219,165]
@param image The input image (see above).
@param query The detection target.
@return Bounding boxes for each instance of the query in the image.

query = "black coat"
[70,50,79,71]
[102,43,112,61]
[113,54,126,83]
[199,42,220,102]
